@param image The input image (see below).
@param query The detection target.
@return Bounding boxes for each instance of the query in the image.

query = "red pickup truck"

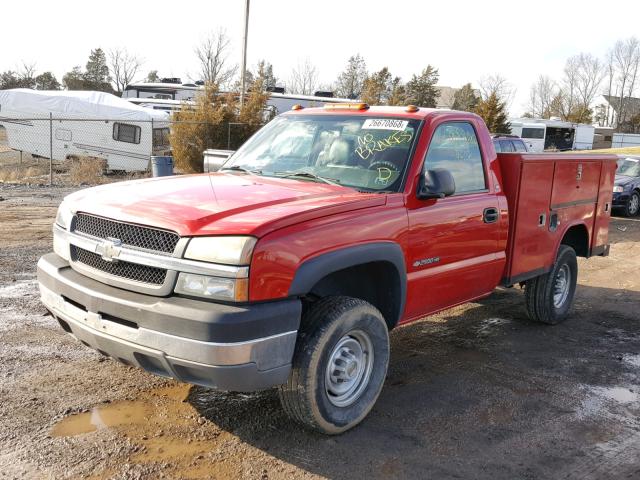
[38,104,617,434]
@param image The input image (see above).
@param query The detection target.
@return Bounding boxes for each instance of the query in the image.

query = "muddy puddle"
[50,384,240,479]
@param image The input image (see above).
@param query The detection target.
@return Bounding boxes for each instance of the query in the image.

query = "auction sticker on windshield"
[362,119,409,131]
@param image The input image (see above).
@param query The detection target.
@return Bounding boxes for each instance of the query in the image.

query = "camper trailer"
[0,89,170,172]
[509,118,595,152]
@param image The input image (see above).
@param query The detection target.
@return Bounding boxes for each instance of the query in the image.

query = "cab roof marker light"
[406,105,420,112]
[291,104,304,110]
[323,102,370,111]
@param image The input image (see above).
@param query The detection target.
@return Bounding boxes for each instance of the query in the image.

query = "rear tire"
[524,245,578,324]
[624,191,640,217]
[278,296,390,435]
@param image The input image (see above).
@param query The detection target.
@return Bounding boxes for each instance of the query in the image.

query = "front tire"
[278,296,390,435]
[624,191,640,217]
[524,245,578,324]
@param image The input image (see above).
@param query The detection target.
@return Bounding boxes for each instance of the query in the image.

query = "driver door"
[404,121,503,320]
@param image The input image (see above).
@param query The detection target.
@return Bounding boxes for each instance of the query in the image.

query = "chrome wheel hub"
[553,264,571,308]
[325,331,374,407]
[630,194,639,215]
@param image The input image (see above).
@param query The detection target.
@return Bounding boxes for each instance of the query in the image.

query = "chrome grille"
[74,213,179,253]
[71,246,167,285]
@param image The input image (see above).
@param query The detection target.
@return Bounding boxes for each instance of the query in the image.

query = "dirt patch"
[1,184,639,479]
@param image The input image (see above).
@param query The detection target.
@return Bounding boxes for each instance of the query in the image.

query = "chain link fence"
[0,117,255,186]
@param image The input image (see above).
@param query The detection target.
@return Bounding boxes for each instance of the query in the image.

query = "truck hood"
[64,173,386,237]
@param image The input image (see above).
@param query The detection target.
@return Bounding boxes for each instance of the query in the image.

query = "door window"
[424,122,486,193]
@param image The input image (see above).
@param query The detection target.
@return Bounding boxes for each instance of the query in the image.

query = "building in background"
[594,95,640,132]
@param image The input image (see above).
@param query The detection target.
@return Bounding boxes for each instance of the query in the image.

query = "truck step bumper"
[38,253,300,392]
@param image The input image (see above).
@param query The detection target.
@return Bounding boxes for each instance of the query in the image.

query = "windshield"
[223,115,421,191]
[617,158,640,177]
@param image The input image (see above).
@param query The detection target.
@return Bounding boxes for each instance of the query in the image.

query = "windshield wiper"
[274,171,340,185]
[220,165,262,175]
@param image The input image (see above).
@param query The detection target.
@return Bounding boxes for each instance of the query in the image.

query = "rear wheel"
[278,296,390,435]
[624,191,640,217]
[524,245,578,324]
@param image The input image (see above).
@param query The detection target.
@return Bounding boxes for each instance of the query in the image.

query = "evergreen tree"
[474,92,511,134]
[34,72,61,90]
[452,83,479,112]
[0,71,24,89]
[335,54,367,99]
[146,70,160,82]
[62,66,87,90]
[255,60,277,91]
[84,48,112,92]
[361,67,392,105]
[405,65,440,107]
[387,77,406,106]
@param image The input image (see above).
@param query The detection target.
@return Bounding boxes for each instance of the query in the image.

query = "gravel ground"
[0,183,639,480]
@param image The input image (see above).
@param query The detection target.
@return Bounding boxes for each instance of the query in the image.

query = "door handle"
[483,207,499,224]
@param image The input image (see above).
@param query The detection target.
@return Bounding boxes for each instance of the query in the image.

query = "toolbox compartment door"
[591,160,616,254]
[550,161,601,209]
[507,161,555,281]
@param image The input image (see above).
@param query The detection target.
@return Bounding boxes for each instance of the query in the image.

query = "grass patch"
[588,146,640,155]
[68,157,107,184]
[0,164,49,183]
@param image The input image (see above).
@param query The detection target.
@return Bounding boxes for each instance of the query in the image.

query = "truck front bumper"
[37,253,301,392]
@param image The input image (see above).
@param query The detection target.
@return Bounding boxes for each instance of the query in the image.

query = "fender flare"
[288,242,407,326]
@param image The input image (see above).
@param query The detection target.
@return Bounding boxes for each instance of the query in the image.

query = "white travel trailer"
[509,121,546,152]
[509,118,595,152]
[0,89,170,172]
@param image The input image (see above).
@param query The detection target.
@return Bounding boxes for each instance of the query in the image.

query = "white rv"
[123,82,354,116]
[0,89,170,172]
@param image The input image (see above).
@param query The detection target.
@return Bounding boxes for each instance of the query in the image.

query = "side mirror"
[417,168,456,199]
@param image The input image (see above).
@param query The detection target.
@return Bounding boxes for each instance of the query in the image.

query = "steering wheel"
[368,160,400,187]
[368,160,400,173]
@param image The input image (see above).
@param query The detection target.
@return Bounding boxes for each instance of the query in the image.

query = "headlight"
[184,236,257,265]
[53,225,70,261]
[613,185,624,193]
[55,202,73,230]
[174,273,248,302]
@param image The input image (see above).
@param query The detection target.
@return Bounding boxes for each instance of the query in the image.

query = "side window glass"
[513,140,527,152]
[424,122,486,193]
[499,140,515,152]
[493,140,501,153]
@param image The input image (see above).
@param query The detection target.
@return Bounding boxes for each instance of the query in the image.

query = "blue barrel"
[151,156,174,177]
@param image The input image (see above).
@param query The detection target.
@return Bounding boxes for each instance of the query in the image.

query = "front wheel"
[524,245,578,324]
[278,296,390,435]
[624,191,640,217]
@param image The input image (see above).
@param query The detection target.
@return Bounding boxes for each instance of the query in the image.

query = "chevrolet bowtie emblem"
[96,237,122,262]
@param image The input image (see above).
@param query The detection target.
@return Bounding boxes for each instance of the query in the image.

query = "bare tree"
[603,49,617,126]
[288,58,318,95]
[559,55,580,119]
[534,54,606,123]
[527,75,557,118]
[575,53,606,109]
[18,62,37,89]
[109,48,143,94]
[194,29,237,87]
[479,74,515,107]
[612,37,640,126]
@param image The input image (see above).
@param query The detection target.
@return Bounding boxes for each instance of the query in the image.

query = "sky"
[1,0,638,115]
